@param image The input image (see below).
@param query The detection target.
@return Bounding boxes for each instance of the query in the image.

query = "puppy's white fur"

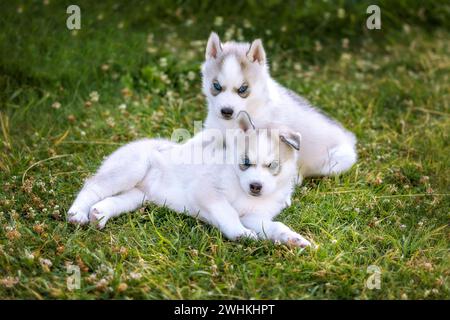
[68,113,311,247]
[202,32,357,182]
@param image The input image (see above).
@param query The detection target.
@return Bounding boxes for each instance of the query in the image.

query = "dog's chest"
[232,194,284,220]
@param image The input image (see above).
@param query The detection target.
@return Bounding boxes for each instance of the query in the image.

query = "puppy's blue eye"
[268,160,280,174]
[213,81,222,91]
[238,84,248,94]
[239,156,251,170]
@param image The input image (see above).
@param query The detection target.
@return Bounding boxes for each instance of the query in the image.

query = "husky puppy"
[202,32,357,182]
[68,112,311,247]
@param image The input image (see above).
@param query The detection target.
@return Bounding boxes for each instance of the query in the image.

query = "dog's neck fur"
[168,130,298,206]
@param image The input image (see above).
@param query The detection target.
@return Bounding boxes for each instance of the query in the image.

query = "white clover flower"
[25,251,35,261]
[315,41,323,52]
[187,71,196,81]
[340,53,352,62]
[214,16,223,27]
[159,57,168,68]
[51,102,61,109]
[39,258,53,267]
[160,73,170,84]
[89,91,99,102]
[118,103,127,110]
[129,272,142,280]
[106,117,115,128]
[147,34,154,44]
[342,38,349,49]
[237,28,244,41]
[146,46,157,54]
[403,24,411,34]
[0,277,19,288]
[224,26,236,41]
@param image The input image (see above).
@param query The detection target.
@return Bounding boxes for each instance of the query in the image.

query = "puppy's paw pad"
[286,236,312,248]
[235,229,258,241]
[279,231,312,248]
[89,208,109,229]
[244,229,258,240]
[68,210,89,225]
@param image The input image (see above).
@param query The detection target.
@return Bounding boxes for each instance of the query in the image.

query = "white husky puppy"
[67,112,311,247]
[202,32,357,181]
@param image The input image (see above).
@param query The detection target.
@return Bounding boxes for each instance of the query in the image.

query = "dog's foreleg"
[195,197,257,241]
[89,188,147,229]
[240,217,311,247]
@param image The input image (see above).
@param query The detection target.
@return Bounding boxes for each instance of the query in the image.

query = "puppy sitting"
[202,32,357,182]
[68,112,311,247]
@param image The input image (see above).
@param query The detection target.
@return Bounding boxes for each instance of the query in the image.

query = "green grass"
[0,1,449,299]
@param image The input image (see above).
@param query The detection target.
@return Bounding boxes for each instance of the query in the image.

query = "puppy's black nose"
[249,182,262,195]
[220,107,234,119]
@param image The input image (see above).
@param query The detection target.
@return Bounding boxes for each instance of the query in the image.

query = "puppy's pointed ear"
[205,32,222,59]
[247,39,266,65]
[237,111,255,132]
[280,131,301,151]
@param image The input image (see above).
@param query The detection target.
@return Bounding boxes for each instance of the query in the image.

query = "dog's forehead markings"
[257,138,276,163]
[220,55,244,85]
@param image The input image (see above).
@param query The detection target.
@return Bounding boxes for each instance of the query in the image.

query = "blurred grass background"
[0,0,449,299]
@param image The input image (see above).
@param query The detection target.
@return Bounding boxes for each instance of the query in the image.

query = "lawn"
[0,1,449,299]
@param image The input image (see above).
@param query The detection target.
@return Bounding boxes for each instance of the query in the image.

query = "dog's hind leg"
[68,139,156,225]
[89,188,147,229]
[317,142,357,176]
[300,141,357,178]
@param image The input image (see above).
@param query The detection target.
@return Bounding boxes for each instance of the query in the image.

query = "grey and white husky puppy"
[68,112,311,247]
[202,32,357,183]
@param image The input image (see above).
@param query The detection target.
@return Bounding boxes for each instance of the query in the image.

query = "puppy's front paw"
[226,227,258,241]
[284,233,312,248]
[271,222,312,248]
[89,207,110,229]
[237,228,258,241]
[68,207,89,225]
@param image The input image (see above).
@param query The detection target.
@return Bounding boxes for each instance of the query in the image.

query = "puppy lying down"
[68,112,311,247]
